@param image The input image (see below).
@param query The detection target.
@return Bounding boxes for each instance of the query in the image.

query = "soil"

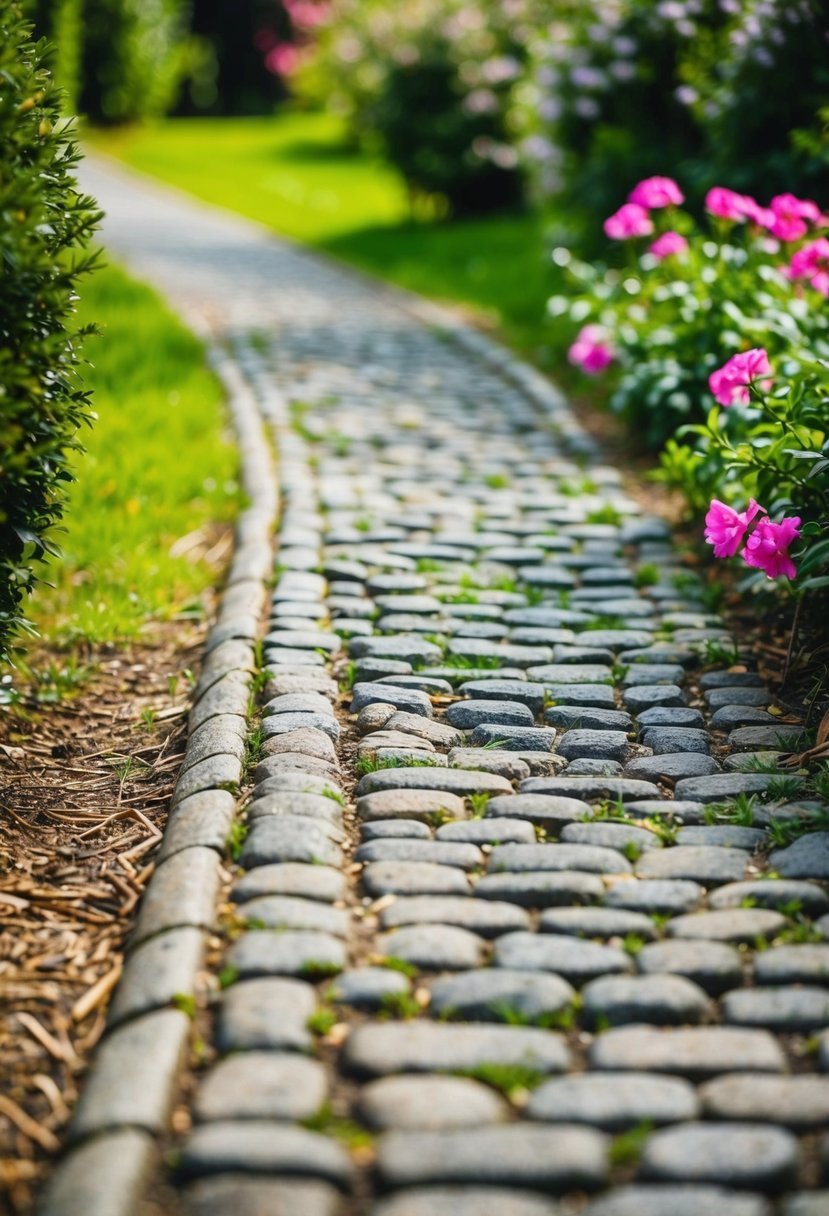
[0,623,207,1216]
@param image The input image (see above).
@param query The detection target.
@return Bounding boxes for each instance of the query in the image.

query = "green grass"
[88,111,555,362]
[29,262,239,645]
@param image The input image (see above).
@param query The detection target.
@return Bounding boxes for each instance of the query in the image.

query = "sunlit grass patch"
[30,262,240,645]
[88,111,554,361]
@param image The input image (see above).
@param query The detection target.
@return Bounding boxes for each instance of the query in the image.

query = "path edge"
[36,347,279,1216]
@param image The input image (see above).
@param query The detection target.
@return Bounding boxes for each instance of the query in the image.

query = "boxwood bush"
[0,3,100,660]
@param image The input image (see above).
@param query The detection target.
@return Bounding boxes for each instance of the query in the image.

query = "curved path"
[42,158,829,1216]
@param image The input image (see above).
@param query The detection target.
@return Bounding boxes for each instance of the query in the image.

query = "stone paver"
[527,1072,698,1129]
[66,156,827,1216]
[376,1124,608,1191]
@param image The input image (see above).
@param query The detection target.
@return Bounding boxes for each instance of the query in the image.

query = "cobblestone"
[194,1053,328,1122]
[377,924,488,970]
[379,896,529,936]
[376,1124,608,1191]
[179,1123,354,1187]
[590,1026,786,1077]
[357,1075,508,1130]
[343,1022,571,1076]
[636,940,745,994]
[640,1122,798,1191]
[528,1072,698,1129]
[722,986,829,1031]
[699,1074,829,1127]
[184,1177,341,1216]
[493,931,633,983]
[428,968,575,1021]
[79,157,828,1216]
[582,1187,772,1216]
[474,870,605,906]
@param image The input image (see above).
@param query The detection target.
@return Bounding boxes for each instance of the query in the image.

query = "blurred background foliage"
[27,0,828,222]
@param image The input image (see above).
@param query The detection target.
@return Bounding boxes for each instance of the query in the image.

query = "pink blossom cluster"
[705,500,801,579]
[708,348,773,407]
[283,0,330,28]
[567,324,614,374]
[787,238,829,298]
[604,176,690,260]
[705,186,824,243]
[603,177,827,291]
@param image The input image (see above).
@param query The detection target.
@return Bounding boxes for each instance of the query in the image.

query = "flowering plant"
[551,177,829,448]
[517,0,827,235]
[557,176,828,605]
[692,352,828,593]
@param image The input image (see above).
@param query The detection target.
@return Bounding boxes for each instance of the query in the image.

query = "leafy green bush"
[556,172,828,599]
[30,0,191,121]
[298,0,531,215]
[80,0,192,122]
[27,0,83,110]
[518,0,828,238]
[693,357,828,596]
[552,181,829,450]
[0,4,100,659]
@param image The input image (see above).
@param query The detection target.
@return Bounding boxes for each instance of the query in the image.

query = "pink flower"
[628,176,684,209]
[603,203,653,240]
[708,348,773,407]
[787,237,829,297]
[768,193,821,242]
[265,42,300,76]
[705,187,752,222]
[648,230,689,260]
[568,325,614,374]
[742,515,801,579]
[737,200,775,231]
[704,498,765,558]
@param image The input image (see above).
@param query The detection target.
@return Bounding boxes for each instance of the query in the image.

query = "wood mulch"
[0,624,206,1216]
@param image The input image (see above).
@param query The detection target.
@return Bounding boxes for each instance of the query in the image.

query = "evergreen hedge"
[0,3,100,660]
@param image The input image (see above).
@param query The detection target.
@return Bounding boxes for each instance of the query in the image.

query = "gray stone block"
[590,1025,785,1078]
[343,1021,570,1077]
[179,1123,353,1187]
[216,977,316,1053]
[358,1075,508,1131]
[70,1009,189,1139]
[528,1071,698,1130]
[38,1129,156,1216]
[194,1053,327,1122]
[227,930,346,979]
[184,1177,340,1216]
[131,846,220,947]
[640,1121,798,1191]
[375,1124,608,1191]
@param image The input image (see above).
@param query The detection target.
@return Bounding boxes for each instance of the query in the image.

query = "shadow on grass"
[318,210,557,362]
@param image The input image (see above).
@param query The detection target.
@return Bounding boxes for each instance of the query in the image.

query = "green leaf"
[799,575,829,593]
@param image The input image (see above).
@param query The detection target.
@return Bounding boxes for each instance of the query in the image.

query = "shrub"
[297,0,534,216]
[30,0,192,121]
[0,4,100,660]
[552,179,829,449]
[27,0,83,111]
[696,357,828,597]
[518,0,828,238]
[81,0,193,122]
[556,173,828,605]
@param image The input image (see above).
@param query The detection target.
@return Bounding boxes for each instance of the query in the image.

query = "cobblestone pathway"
[42,159,829,1216]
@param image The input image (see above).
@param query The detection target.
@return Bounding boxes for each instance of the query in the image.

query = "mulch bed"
[0,626,205,1215]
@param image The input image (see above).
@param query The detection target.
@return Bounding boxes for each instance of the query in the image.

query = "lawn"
[90,112,559,363]
[29,262,240,646]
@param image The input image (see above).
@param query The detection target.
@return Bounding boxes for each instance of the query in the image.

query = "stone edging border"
[37,346,279,1216]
